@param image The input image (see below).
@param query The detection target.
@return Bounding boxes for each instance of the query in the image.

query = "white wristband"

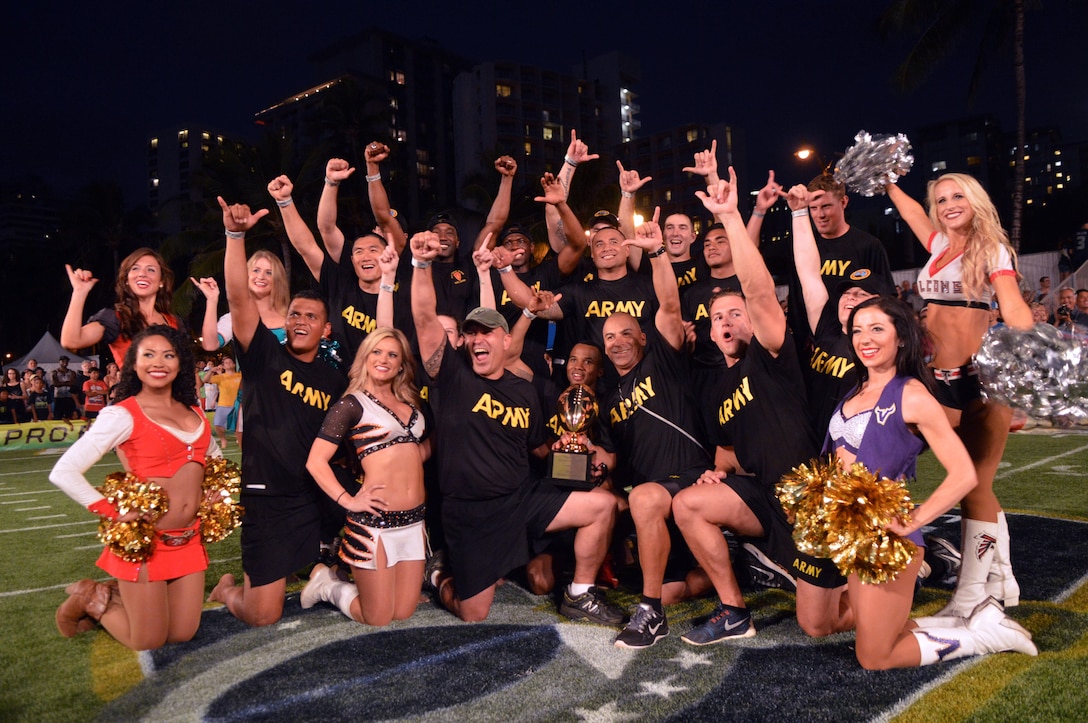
[225,230,245,239]
[365,172,381,183]
[380,283,395,293]
[621,191,634,199]
[497,265,513,274]
[752,210,766,219]
[563,155,579,167]
[791,208,809,218]
[411,258,431,269]
[275,197,293,208]
[522,308,537,320]
[324,177,340,187]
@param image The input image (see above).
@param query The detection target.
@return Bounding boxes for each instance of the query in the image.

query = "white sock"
[569,583,592,596]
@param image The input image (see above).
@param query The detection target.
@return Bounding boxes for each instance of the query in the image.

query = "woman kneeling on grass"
[50,325,220,650]
[830,297,1035,669]
[303,327,430,626]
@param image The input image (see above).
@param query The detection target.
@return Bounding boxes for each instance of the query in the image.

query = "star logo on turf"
[668,649,713,670]
[573,700,640,722]
[637,674,687,699]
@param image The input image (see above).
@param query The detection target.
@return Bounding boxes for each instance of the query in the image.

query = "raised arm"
[492,245,565,321]
[60,265,104,351]
[697,169,786,354]
[546,130,598,253]
[617,161,651,270]
[535,173,587,275]
[409,231,447,378]
[786,184,829,335]
[746,171,782,247]
[191,277,222,351]
[885,183,935,248]
[318,158,354,262]
[475,156,517,250]
[268,175,324,281]
[472,241,497,309]
[219,197,270,352]
[682,139,722,186]
[363,142,407,254]
[376,242,399,329]
[631,208,684,351]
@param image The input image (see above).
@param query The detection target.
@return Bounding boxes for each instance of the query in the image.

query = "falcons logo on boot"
[972,532,997,561]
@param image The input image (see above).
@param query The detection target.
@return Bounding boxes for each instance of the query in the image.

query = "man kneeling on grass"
[410,229,623,625]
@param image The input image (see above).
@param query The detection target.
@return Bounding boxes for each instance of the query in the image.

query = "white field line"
[0,488,61,497]
[0,520,97,534]
[2,499,40,504]
[72,544,103,551]
[26,514,66,521]
[0,557,241,597]
[994,442,1088,480]
[15,506,51,512]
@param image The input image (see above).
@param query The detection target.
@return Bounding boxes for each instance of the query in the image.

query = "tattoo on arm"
[424,345,445,379]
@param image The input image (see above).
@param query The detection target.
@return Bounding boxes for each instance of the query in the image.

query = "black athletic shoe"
[424,549,447,591]
[614,603,668,649]
[923,534,961,586]
[742,543,797,592]
[681,603,756,645]
[559,587,625,626]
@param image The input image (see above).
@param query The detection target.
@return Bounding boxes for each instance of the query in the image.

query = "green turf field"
[1,430,1085,721]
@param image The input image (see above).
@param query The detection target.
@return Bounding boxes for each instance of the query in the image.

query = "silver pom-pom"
[834,131,914,197]
[975,324,1088,426]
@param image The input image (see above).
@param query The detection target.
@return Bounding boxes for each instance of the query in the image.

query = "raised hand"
[527,288,561,314]
[695,167,740,217]
[682,139,719,178]
[754,171,783,213]
[617,161,652,193]
[217,197,270,234]
[534,172,566,205]
[784,184,810,212]
[495,155,517,177]
[326,158,356,183]
[267,175,293,202]
[491,244,514,269]
[410,231,441,263]
[190,277,220,299]
[625,207,663,252]
[472,245,495,272]
[65,264,98,295]
[364,142,390,165]
[566,129,599,165]
[377,244,400,276]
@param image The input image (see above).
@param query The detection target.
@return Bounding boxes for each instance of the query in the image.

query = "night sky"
[4,1,1088,205]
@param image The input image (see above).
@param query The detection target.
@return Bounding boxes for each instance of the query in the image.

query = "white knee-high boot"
[985,511,1020,607]
[912,598,1037,664]
[937,519,999,617]
[301,563,360,621]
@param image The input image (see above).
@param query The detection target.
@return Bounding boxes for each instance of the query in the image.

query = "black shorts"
[443,478,571,600]
[931,364,983,411]
[638,466,703,497]
[720,474,846,589]
[239,491,322,587]
[53,397,78,417]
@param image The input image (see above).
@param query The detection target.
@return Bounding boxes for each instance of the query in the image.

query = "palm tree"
[878,0,1031,250]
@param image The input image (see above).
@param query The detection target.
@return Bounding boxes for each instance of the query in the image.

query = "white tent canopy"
[7,332,97,374]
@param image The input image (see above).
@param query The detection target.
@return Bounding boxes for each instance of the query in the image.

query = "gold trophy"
[548,384,599,489]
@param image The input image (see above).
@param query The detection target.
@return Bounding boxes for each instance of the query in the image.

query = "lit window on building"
[665,190,672,202]
[524,142,532,156]
[150,138,158,149]
[151,178,159,188]
[396,130,407,142]
[178,130,188,140]
[966,156,981,166]
[543,127,553,140]
[496,84,512,98]
[686,129,698,143]
[201,132,210,140]
[390,97,399,109]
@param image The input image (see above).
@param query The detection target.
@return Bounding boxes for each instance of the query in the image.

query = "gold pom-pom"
[198,458,244,544]
[96,472,169,563]
[777,457,917,584]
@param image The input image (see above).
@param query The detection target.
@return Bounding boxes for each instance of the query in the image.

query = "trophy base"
[547,450,595,490]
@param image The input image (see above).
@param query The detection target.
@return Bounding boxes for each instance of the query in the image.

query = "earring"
[898,342,905,348]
